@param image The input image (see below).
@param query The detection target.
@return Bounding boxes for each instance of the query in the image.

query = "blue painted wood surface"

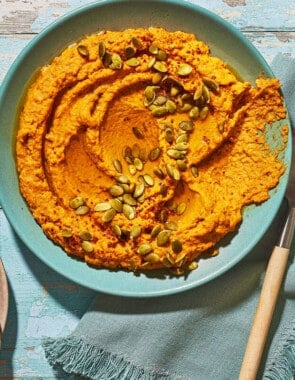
[0,0,294,378]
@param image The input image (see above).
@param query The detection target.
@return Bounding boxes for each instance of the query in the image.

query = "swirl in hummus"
[16,27,287,274]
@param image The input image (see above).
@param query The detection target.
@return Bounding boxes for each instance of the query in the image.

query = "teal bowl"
[0,0,291,297]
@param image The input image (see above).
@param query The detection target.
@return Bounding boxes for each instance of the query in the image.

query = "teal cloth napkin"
[37,56,295,379]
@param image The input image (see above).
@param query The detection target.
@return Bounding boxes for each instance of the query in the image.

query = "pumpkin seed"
[102,51,112,67]
[159,209,169,223]
[147,56,156,69]
[145,253,160,263]
[126,57,140,67]
[202,85,210,104]
[193,85,203,100]
[98,42,106,58]
[176,133,188,144]
[170,267,185,276]
[133,183,145,198]
[75,205,90,215]
[112,224,122,238]
[69,196,85,209]
[164,221,178,231]
[116,174,130,184]
[152,72,162,84]
[166,99,177,113]
[149,43,158,54]
[167,149,185,160]
[139,148,148,163]
[149,147,161,161]
[162,257,173,267]
[176,202,187,215]
[82,240,94,253]
[166,164,180,181]
[79,230,93,241]
[145,86,159,103]
[153,167,165,179]
[94,202,111,212]
[199,106,209,120]
[129,259,137,271]
[160,184,168,197]
[157,230,171,246]
[123,193,137,206]
[128,165,137,175]
[151,224,162,237]
[102,208,116,222]
[174,142,189,151]
[156,50,167,61]
[176,159,187,172]
[131,36,142,49]
[179,120,194,132]
[61,228,72,238]
[188,261,198,271]
[134,157,144,171]
[191,165,199,178]
[171,239,183,253]
[137,243,153,255]
[132,126,144,139]
[123,204,136,220]
[113,159,122,173]
[77,45,89,58]
[153,61,168,73]
[110,53,123,69]
[203,76,219,92]
[165,252,175,265]
[170,86,180,97]
[130,225,141,239]
[143,174,154,187]
[189,106,200,120]
[132,143,140,158]
[109,185,124,197]
[137,194,145,203]
[109,198,123,212]
[177,63,192,76]
[165,128,174,144]
[150,105,168,117]
[175,251,186,263]
[154,95,167,106]
[125,45,136,58]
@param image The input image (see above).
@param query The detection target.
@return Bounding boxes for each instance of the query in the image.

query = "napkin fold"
[42,55,295,380]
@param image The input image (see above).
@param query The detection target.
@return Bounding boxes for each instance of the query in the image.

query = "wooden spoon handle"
[239,246,290,380]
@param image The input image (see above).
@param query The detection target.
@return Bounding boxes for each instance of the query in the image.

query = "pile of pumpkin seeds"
[70,34,222,273]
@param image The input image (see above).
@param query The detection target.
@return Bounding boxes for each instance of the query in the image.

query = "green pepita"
[109,185,124,197]
[109,198,123,212]
[69,196,85,209]
[79,230,93,241]
[153,167,165,179]
[145,253,161,263]
[123,204,136,220]
[132,126,144,139]
[179,120,194,132]
[75,205,90,215]
[203,76,219,92]
[125,45,136,58]
[102,208,116,222]
[153,61,168,73]
[123,193,137,206]
[98,42,106,58]
[151,224,162,238]
[143,174,154,187]
[126,57,140,67]
[133,183,145,198]
[137,243,153,255]
[94,202,111,212]
[82,240,94,253]
[134,157,144,171]
[112,224,122,238]
[191,165,199,178]
[177,63,192,76]
[130,225,141,239]
[156,230,171,246]
[171,239,183,253]
[77,45,89,58]
[113,159,122,173]
[61,228,73,238]
[176,202,187,215]
[149,147,161,161]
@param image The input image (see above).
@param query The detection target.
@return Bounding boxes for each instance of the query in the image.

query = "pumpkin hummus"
[16,27,287,274]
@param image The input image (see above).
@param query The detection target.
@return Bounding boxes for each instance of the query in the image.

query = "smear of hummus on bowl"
[16,27,287,275]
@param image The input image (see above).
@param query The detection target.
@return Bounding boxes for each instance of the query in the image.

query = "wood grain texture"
[0,0,294,378]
